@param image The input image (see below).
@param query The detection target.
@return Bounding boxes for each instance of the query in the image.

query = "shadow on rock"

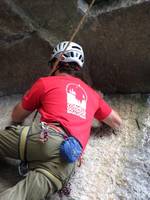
[91,123,116,137]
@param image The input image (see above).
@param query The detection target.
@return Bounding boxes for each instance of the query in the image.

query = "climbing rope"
[50,0,96,74]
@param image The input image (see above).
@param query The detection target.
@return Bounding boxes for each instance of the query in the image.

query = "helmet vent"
[71,52,74,57]
[64,53,69,57]
[72,46,81,50]
[63,43,66,48]
[79,55,82,59]
[51,41,84,68]
[58,43,61,49]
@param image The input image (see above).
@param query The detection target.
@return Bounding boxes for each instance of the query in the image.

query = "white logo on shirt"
[66,83,87,119]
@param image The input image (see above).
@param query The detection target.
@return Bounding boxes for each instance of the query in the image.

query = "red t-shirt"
[22,75,112,150]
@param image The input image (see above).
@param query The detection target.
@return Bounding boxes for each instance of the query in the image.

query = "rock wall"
[78,1,150,93]
[0,94,150,200]
[0,0,150,95]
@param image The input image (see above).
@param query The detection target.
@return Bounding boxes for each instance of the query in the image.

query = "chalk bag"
[60,137,82,163]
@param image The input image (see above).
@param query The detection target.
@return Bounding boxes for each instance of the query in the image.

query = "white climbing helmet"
[51,41,84,68]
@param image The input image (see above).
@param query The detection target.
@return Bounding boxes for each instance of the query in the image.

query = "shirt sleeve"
[94,96,112,121]
[22,78,44,111]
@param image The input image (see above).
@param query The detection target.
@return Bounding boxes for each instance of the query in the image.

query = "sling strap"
[19,126,31,161]
[35,168,63,191]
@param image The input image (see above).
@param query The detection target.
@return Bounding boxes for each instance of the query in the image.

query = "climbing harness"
[40,122,83,163]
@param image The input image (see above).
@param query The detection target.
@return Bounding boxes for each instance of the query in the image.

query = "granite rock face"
[0,0,51,96]
[0,94,150,200]
[0,0,150,95]
[78,1,150,93]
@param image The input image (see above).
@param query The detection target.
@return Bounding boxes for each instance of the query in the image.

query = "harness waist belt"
[19,123,67,162]
[45,122,68,138]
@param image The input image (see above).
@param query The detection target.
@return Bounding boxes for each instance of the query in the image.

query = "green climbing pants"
[0,123,76,200]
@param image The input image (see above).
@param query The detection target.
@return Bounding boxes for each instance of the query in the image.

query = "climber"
[0,41,122,200]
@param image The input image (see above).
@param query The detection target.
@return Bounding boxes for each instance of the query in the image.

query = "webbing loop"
[19,126,31,160]
[35,168,63,191]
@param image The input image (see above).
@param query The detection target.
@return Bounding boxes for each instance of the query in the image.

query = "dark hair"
[50,58,82,77]
[49,58,92,85]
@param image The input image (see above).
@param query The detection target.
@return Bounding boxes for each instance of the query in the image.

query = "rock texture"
[0,0,150,94]
[0,0,51,96]
[0,1,150,199]
[78,1,150,93]
[0,94,150,199]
